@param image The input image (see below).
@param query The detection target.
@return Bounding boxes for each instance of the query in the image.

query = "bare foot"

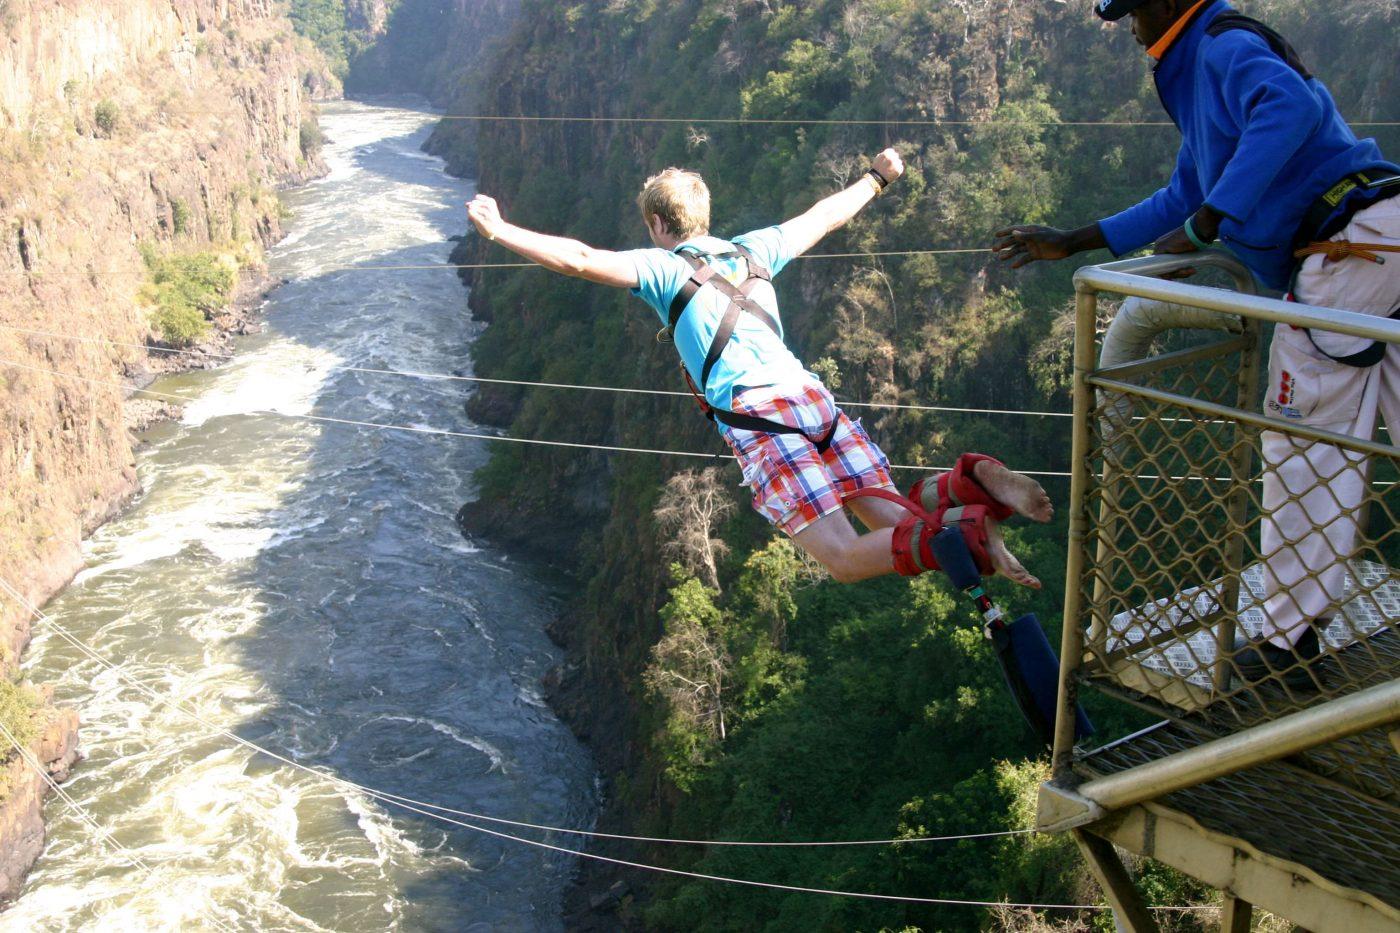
[973,460,1054,523]
[986,520,1041,589]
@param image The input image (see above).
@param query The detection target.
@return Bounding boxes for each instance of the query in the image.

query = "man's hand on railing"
[1151,206,1225,279]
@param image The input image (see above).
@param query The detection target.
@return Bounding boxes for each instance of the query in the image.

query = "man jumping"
[467,149,1052,587]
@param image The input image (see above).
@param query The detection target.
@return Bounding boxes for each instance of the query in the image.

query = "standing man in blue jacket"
[992,0,1399,689]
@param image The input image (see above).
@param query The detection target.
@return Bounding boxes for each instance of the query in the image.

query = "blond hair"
[637,168,710,239]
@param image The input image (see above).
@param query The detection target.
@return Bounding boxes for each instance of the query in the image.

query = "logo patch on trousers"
[1267,370,1302,419]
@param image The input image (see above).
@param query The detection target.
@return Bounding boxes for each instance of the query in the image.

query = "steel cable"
[0,578,1213,913]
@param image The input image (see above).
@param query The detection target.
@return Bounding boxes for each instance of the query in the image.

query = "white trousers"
[1259,197,1400,647]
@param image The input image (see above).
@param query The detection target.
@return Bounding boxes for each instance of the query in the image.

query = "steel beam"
[1220,895,1253,933]
[1076,679,1400,812]
[1072,829,1161,933]
[1095,803,1400,932]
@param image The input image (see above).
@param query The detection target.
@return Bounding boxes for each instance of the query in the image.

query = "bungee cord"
[0,719,241,933]
[0,577,1214,914]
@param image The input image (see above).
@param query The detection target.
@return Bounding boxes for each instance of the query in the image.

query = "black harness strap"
[1205,12,1312,80]
[666,244,838,454]
[1303,304,1400,369]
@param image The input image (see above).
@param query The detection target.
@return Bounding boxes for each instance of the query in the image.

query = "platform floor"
[1079,720,1400,915]
[1105,559,1399,690]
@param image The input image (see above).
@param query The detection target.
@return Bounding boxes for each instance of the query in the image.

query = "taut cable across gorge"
[4,0,1398,928]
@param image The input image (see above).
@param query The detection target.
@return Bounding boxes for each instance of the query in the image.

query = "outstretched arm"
[466,195,639,288]
[779,149,905,257]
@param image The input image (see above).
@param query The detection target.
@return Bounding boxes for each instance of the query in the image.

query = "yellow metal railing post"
[1212,317,1261,693]
[1052,281,1100,779]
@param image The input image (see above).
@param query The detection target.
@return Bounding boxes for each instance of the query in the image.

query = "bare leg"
[793,510,895,584]
[847,495,909,531]
[972,460,1054,523]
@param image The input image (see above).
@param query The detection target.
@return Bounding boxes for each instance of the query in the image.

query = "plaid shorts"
[719,381,895,536]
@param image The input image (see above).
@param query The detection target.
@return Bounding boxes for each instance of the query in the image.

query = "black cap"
[1095,0,1151,21]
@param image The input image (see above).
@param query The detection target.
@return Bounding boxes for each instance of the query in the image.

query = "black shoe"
[1232,624,1321,692]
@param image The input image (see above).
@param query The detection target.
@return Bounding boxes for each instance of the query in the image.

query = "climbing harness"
[1293,170,1400,252]
[660,244,840,453]
[1288,172,1400,368]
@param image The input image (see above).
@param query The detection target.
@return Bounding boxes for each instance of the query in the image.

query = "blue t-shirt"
[622,226,815,412]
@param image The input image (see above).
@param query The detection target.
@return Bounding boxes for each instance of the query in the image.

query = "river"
[4,100,596,932]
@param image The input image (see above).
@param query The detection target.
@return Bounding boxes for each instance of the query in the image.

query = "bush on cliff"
[0,680,40,799]
[170,199,192,237]
[93,99,119,137]
[300,118,326,159]
[138,249,238,347]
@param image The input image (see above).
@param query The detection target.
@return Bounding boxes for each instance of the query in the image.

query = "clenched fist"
[467,194,505,241]
[870,148,904,185]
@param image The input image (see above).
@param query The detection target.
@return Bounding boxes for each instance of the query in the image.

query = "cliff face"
[0,0,323,895]
[347,0,520,111]
[1,0,320,663]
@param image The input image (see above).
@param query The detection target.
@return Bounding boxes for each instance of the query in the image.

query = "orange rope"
[1294,241,1400,264]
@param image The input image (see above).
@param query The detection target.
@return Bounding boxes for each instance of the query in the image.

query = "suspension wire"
[7,357,1396,486]
[5,322,1392,438]
[0,579,1215,913]
[0,719,241,933]
[0,248,994,277]
[422,113,1400,128]
[0,323,1073,421]
[0,577,1014,849]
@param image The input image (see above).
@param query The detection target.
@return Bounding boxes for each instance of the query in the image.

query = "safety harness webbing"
[666,245,839,453]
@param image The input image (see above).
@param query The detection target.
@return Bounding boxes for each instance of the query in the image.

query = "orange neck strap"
[1148,0,1210,60]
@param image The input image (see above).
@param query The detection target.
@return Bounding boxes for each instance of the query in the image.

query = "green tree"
[93,99,119,136]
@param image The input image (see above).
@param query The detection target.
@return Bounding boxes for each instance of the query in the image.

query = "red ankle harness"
[844,451,1011,579]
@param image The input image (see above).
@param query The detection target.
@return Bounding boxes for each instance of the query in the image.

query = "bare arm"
[466,195,639,288]
[779,149,905,257]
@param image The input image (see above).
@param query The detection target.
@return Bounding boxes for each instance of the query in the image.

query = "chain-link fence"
[1049,253,1399,913]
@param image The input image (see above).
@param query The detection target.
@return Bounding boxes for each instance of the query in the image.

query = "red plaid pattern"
[720,381,895,535]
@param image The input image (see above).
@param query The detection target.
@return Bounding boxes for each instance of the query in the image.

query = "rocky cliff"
[0,0,324,898]
[342,0,517,99]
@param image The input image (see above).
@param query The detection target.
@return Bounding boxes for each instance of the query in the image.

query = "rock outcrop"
[0,0,324,897]
[0,689,80,900]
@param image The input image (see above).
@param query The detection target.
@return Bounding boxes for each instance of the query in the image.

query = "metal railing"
[1040,252,1400,930]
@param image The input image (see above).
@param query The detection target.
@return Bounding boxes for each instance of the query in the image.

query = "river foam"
[9,99,595,932]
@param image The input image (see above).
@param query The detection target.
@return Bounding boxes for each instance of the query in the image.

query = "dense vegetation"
[288,0,375,78]
[364,0,1399,928]
[138,248,239,347]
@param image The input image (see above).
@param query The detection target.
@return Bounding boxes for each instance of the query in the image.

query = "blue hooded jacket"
[1096,0,1398,290]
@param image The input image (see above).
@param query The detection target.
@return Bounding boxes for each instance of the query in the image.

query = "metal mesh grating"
[1079,722,1400,909]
